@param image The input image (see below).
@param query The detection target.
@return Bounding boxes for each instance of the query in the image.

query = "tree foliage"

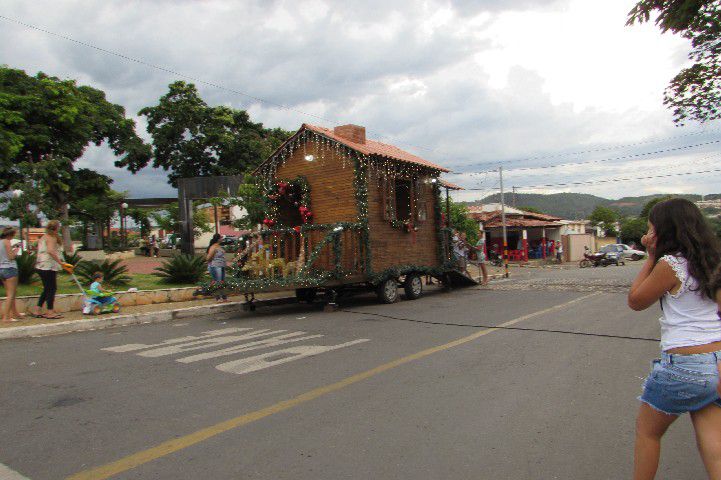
[448,199,479,245]
[640,195,674,219]
[620,216,648,247]
[627,1,721,124]
[0,67,150,250]
[150,203,212,239]
[589,206,619,236]
[135,81,292,187]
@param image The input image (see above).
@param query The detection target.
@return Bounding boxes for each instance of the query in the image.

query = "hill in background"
[469,192,721,219]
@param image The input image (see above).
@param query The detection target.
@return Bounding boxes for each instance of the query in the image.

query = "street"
[0,263,708,479]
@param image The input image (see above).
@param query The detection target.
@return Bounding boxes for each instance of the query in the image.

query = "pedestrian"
[475,233,489,285]
[452,231,469,275]
[556,241,563,263]
[206,233,227,302]
[30,220,65,319]
[1,227,24,322]
[149,234,159,257]
[627,198,721,480]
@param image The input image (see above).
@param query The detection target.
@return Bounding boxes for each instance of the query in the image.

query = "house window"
[394,179,412,221]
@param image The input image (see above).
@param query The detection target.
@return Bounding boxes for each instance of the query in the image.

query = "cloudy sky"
[2,0,720,201]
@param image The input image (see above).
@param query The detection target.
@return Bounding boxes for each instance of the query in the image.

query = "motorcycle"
[488,250,503,267]
[579,251,624,268]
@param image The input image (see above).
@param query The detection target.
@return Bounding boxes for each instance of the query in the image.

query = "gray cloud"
[2,0,719,201]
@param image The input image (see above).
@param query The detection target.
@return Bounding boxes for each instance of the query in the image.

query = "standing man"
[556,241,563,263]
[475,233,489,285]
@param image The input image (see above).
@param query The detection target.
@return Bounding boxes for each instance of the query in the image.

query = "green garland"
[263,176,312,226]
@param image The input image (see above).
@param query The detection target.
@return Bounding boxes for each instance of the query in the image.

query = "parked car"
[600,243,645,261]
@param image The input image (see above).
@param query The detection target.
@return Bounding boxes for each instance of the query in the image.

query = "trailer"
[198,123,476,308]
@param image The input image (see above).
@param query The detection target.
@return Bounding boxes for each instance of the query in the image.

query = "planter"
[8,286,200,314]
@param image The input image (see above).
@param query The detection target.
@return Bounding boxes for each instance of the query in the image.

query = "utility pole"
[499,167,509,278]
[512,186,517,208]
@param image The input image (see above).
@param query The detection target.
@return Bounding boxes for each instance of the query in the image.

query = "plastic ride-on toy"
[83,291,121,315]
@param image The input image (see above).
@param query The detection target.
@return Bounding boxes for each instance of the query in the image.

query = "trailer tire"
[403,274,423,300]
[295,288,317,304]
[376,278,399,304]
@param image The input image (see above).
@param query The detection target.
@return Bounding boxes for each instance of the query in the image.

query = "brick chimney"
[333,124,366,144]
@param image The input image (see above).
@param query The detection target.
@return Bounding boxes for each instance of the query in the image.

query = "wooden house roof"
[254,123,450,175]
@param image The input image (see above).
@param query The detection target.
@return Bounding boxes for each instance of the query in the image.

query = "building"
[467,204,564,261]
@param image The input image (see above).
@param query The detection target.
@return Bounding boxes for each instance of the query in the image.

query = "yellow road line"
[67,292,601,480]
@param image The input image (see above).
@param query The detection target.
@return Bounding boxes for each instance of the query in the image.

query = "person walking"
[149,235,159,257]
[31,220,65,319]
[0,227,23,322]
[206,233,227,302]
[627,198,721,480]
[475,233,489,285]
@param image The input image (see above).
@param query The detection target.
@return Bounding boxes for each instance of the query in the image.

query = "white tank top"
[658,254,721,351]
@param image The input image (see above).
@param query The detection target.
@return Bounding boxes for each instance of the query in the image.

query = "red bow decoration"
[293,226,302,233]
[262,218,276,227]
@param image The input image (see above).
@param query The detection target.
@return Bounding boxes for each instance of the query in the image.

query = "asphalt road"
[0,263,709,479]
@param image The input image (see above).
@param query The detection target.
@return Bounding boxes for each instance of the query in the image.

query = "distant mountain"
[468,192,720,219]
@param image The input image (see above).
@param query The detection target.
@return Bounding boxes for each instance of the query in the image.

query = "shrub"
[63,250,83,267]
[75,259,131,286]
[154,254,207,284]
[16,252,37,285]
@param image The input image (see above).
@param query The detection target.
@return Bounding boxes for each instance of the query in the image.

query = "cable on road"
[339,309,661,343]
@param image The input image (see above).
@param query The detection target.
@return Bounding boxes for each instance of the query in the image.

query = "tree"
[589,206,619,236]
[518,205,543,214]
[150,203,212,239]
[640,195,673,219]
[213,176,266,230]
[620,216,648,247]
[448,199,479,245]
[627,1,720,124]
[0,67,151,251]
[134,81,293,187]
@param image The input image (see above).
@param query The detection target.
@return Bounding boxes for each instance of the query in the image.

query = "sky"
[2,0,720,202]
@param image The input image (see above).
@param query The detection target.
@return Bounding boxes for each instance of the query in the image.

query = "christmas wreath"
[263,176,313,227]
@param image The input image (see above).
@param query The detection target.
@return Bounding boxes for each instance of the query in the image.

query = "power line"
[515,167,721,190]
[445,126,721,172]
[3,13,721,175]
[452,139,721,175]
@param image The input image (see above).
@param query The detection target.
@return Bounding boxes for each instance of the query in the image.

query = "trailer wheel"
[295,288,317,304]
[376,278,398,304]
[403,274,423,300]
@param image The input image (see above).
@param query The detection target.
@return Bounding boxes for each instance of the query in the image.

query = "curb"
[0,301,246,340]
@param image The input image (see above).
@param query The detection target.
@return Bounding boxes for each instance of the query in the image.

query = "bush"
[75,259,131,286]
[154,254,207,284]
[63,250,83,267]
[16,252,37,285]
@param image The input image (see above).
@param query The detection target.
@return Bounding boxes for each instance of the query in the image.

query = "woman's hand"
[641,231,657,261]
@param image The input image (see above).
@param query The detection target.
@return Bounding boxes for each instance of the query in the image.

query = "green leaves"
[139,81,292,187]
[154,254,207,284]
[589,206,620,237]
[74,259,131,286]
[627,0,720,124]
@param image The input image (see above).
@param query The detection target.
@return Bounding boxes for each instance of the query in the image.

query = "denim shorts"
[0,267,18,280]
[208,266,225,282]
[639,351,721,415]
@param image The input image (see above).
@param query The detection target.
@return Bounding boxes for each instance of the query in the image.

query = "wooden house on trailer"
[207,123,475,307]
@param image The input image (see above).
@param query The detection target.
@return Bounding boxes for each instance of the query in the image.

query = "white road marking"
[177,332,324,363]
[137,330,282,358]
[216,339,370,375]
[103,328,371,376]
[0,463,31,479]
[101,328,249,353]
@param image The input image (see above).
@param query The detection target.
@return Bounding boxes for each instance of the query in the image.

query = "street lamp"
[12,190,25,252]
[120,202,129,249]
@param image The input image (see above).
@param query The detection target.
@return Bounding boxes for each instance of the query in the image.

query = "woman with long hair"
[206,233,227,302]
[628,198,721,479]
[30,220,65,319]
[0,227,23,322]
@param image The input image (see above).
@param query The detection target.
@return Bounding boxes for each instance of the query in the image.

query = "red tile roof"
[439,179,464,190]
[484,218,563,228]
[467,208,563,228]
[256,124,449,174]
